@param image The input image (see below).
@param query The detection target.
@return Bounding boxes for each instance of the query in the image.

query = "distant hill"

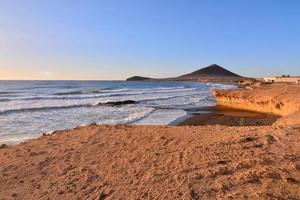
[126,64,254,84]
[180,64,241,78]
[168,64,249,83]
[126,76,152,81]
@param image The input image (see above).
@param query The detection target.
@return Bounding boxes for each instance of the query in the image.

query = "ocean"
[0,80,235,144]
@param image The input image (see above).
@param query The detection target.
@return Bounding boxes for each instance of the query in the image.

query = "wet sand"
[180,106,279,126]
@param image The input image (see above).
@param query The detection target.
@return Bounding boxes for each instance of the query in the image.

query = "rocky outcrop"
[212,83,300,126]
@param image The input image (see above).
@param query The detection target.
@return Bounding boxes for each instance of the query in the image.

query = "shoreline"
[0,106,284,146]
[2,105,273,147]
[0,80,234,146]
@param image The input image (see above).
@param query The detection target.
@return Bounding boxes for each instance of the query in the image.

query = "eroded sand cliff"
[212,83,300,126]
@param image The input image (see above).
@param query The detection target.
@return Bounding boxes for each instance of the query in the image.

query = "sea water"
[0,80,235,144]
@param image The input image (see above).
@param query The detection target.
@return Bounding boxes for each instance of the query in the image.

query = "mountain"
[169,64,249,83]
[126,64,253,84]
[180,64,241,78]
[126,76,152,81]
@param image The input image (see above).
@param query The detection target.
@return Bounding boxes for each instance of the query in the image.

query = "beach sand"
[1,83,300,200]
[1,124,299,200]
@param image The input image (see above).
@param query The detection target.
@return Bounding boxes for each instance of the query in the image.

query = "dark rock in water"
[126,76,152,81]
[0,144,8,149]
[100,100,137,106]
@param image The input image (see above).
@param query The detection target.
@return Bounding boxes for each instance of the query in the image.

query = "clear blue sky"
[0,0,299,80]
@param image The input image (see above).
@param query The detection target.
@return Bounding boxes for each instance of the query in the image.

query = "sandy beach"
[1,83,300,200]
[1,0,300,199]
[1,124,300,200]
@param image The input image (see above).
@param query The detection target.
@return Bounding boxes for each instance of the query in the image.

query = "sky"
[0,0,299,80]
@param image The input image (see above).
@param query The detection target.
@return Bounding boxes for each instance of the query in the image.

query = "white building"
[263,77,277,83]
[263,76,300,84]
